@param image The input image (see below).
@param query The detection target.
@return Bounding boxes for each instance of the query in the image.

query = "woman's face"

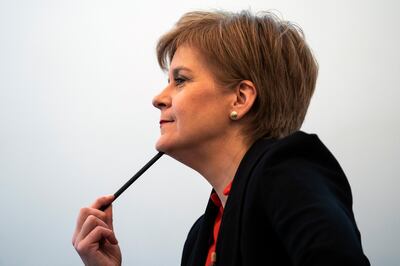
[152,45,235,156]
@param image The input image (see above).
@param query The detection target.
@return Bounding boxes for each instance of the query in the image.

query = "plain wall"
[0,0,399,265]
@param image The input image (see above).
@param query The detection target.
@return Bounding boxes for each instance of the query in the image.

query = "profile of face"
[152,46,236,158]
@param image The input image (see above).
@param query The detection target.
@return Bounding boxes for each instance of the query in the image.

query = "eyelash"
[174,77,186,86]
[168,76,188,87]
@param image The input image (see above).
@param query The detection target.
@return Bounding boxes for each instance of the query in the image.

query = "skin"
[72,195,122,266]
[72,45,257,265]
[153,45,257,205]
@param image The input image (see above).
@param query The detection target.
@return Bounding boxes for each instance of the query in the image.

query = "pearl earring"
[230,111,238,120]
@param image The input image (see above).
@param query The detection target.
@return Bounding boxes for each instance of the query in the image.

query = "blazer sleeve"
[258,158,370,266]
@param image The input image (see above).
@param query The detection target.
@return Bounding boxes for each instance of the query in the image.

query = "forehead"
[170,45,208,72]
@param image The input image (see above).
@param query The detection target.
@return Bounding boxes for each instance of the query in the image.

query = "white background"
[0,0,399,265]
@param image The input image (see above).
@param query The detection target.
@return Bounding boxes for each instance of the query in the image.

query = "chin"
[155,140,167,153]
[155,137,190,160]
[155,137,176,154]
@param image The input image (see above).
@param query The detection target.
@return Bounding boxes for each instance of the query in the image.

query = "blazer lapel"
[216,137,276,265]
[187,194,219,266]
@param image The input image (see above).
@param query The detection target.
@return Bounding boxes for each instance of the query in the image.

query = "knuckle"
[90,214,108,227]
[95,225,111,235]
[79,207,89,216]
[87,214,98,223]
[93,225,105,233]
[98,211,107,221]
[75,242,87,254]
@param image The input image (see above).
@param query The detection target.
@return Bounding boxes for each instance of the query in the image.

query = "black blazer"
[181,131,370,266]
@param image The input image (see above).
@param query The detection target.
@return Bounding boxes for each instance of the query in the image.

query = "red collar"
[205,180,233,266]
[210,181,232,207]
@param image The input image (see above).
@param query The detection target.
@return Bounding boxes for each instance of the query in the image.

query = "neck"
[171,133,251,207]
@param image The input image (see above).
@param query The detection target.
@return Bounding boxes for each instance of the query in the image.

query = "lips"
[160,119,174,125]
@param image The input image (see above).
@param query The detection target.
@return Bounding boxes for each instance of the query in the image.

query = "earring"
[230,111,238,120]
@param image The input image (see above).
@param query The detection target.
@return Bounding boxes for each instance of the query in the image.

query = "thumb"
[104,204,114,230]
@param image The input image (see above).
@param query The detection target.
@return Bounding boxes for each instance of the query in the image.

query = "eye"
[174,77,186,86]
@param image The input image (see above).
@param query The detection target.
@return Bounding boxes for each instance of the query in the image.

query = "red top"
[205,181,232,266]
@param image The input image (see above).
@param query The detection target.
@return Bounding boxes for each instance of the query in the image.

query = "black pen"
[100,151,164,211]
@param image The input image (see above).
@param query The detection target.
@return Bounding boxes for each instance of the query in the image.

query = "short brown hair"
[157,10,318,140]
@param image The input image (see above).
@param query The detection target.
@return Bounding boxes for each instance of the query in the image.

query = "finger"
[90,194,115,210]
[75,214,109,245]
[104,204,114,230]
[72,206,108,245]
[76,226,118,254]
[72,195,114,245]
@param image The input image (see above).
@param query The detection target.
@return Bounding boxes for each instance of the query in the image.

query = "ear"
[231,80,257,119]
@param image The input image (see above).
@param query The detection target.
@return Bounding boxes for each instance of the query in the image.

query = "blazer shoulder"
[262,132,343,169]
[243,132,370,265]
[252,131,353,207]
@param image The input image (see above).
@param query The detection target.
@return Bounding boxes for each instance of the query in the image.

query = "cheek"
[172,88,228,131]
[173,93,200,121]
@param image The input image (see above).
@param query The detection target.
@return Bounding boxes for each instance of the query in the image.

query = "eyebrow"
[172,66,193,77]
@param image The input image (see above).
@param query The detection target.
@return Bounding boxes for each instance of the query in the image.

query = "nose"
[152,85,171,110]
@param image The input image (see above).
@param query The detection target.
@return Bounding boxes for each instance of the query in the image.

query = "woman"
[72,10,370,265]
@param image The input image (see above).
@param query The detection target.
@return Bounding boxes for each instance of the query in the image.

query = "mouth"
[160,119,174,125]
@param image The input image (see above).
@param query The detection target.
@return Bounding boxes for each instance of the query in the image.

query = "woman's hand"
[72,195,122,266]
